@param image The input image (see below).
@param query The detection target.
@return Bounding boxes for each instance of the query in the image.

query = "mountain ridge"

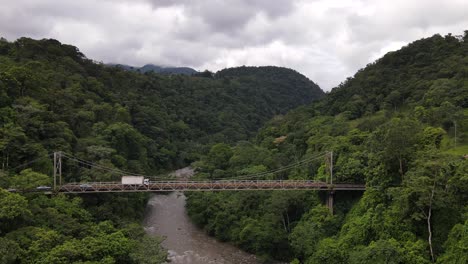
[109,63,198,75]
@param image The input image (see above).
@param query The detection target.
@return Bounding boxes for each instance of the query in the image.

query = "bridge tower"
[53,151,62,191]
[326,151,334,214]
[327,190,334,213]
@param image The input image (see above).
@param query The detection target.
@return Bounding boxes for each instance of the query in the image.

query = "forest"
[0,31,467,263]
[186,32,468,263]
[0,37,323,263]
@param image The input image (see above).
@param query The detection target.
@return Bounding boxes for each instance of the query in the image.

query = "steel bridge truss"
[58,180,366,193]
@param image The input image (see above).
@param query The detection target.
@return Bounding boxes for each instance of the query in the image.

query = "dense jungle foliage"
[186,32,468,263]
[0,37,323,263]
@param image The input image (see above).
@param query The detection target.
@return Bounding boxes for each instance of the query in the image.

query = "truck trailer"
[121,176,149,185]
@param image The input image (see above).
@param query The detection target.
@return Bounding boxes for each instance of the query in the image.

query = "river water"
[143,192,259,264]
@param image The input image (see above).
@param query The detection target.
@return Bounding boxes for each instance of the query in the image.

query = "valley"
[0,31,466,263]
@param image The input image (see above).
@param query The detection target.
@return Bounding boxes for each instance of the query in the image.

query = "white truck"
[121,176,149,185]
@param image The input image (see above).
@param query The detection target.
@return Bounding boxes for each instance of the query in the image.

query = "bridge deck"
[58,180,366,193]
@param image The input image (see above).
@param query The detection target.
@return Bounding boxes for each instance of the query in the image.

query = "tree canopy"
[0,31,466,263]
[186,32,468,263]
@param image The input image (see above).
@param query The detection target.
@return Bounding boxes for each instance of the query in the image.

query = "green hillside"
[186,32,468,263]
[0,31,466,263]
[322,33,467,119]
[0,37,323,263]
[0,37,324,175]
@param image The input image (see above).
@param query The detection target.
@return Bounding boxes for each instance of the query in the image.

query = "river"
[143,192,260,264]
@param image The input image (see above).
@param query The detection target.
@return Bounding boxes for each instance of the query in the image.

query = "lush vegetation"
[0,37,323,263]
[0,37,323,174]
[0,31,466,264]
[0,186,167,263]
[186,32,468,263]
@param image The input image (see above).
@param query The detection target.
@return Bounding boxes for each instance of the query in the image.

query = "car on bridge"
[36,186,52,191]
[79,184,93,190]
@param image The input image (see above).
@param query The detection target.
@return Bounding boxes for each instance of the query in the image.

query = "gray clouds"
[0,0,467,90]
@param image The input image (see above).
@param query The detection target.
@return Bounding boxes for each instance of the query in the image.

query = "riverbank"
[143,192,259,264]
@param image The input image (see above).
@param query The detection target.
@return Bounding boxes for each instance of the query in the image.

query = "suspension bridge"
[58,180,365,193]
[8,151,366,213]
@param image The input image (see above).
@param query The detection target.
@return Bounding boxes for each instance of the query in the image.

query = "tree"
[0,122,27,171]
[0,188,29,220]
[0,237,21,263]
[307,238,347,264]
[421,127,445,149]
[290,205,337,260]
[0,188,30,233]
[370,118,421,181]
[348,238,430,264]
[399,152,461,262]
[10,169,51,191]
[206,143,233,170]
[437,219,468,264]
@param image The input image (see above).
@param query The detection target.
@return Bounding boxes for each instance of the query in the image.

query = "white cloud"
[0,0,466,91]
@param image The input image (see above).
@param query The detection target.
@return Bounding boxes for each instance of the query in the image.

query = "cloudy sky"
[0,0,467,90]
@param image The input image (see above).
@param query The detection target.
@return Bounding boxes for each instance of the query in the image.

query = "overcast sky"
[0,0,467,91]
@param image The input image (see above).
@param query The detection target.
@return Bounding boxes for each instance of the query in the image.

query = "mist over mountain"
[110,63,198,75]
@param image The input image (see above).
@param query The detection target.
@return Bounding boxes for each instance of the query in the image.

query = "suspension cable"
[61,152,146,176]
[9,151,329,182]
[215,152,328,180]
[8,153,54,171]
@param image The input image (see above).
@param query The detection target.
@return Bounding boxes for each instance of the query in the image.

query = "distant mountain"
[111,63,198,75]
